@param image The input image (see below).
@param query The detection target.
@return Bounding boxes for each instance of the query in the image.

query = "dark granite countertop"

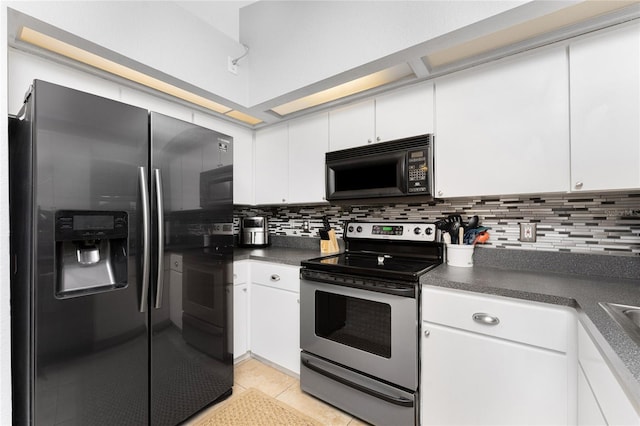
[234,246,321,266]
[231,238,640,409]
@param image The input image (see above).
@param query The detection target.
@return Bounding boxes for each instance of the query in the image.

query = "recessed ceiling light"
[225,110,262,125]
[426,1,638,68]
[18,26,235,115]
[271,63,415,116]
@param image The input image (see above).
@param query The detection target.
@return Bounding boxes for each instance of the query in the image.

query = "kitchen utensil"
[458,227,464,245]
[449,222,461,244]
[473,231,490,245]
[443,232,452,245]
[467,215,479,230]
[463,226,490,245]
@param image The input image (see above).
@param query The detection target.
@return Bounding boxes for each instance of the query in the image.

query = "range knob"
[356,226,363,233]
[348,226,354,233]
[414,227,422,235]
[425,227,433,235]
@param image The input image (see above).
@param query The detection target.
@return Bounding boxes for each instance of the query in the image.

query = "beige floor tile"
[347,416,372,426]
[276,383,354,426]
[233,357,297,398]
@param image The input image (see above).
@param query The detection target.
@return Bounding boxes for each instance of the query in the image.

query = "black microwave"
[325,134,433,201]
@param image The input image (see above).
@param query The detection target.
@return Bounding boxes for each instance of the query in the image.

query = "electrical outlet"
[519,223,537,242]
[227,56,238,75]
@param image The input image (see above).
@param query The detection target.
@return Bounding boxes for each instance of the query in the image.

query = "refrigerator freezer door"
[149,112,234,425]
[20,80,150,425]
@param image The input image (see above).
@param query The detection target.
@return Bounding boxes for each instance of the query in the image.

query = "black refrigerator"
[9,80,234,425]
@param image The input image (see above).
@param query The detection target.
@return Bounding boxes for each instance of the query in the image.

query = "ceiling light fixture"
[18,26,262,125]
[270,63,415,116]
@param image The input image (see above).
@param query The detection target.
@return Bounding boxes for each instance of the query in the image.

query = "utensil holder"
[446,244,474,267]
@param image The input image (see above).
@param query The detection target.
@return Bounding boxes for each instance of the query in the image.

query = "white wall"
[8,1,250,106]
[240,0,528,105]
[1,3,12,424]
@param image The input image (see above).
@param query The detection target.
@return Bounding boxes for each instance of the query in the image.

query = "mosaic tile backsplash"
[234,191,640,256]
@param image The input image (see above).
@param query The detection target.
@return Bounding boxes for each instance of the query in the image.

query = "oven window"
[315,291,391,358]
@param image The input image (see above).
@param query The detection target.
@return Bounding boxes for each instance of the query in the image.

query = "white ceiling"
[173,1,257,42]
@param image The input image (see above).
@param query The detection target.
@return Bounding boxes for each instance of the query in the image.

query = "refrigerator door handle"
[153,168,164,309]
[139,166,151,313]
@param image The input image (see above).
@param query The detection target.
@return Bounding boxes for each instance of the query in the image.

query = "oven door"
[300,277,418,390]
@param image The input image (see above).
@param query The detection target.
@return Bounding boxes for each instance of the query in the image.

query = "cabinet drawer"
[251,262,299,293]
[233,260,250,285]
[422,286,572,352]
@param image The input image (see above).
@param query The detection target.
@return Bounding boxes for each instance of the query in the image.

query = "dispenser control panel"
[55,210,128,241]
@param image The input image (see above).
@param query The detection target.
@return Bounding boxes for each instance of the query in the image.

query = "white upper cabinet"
[254,123,289,204]
[375,81,434,143]
[569,21,640,192]
[434,46,570,198]
[288,113,330,204]
[329,99,375,151]
[329,82,435,151]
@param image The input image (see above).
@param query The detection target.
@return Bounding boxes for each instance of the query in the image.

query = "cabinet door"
[434,46,569,198]
[329,99,375,151]
[254,124,289,204]
[578,365,607,426]
[232,133,254,205]
[375,82,434,142]
[233,283,249,359]
[570,22,640,192]
[250,284,300,374]
[288,113,329,204]
[421,322,569,426]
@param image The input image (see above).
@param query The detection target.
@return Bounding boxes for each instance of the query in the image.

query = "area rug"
[195,388,323,426]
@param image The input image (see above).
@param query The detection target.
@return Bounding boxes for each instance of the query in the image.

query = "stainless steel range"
[300,221,443,426]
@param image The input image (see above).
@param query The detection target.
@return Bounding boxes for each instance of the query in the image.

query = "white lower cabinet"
[233,261,300,374]
[233,260,250,360]
[250,283,300,374]
[421,286,577,426]
[577,322,640,425]
[578,364,607,426]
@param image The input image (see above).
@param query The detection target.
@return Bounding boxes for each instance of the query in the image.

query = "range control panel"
[344,221,436,242]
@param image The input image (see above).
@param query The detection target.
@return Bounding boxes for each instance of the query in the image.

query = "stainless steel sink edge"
[600,302,640,347]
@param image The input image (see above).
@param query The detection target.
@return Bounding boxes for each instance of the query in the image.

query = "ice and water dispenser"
[55,210,128,297]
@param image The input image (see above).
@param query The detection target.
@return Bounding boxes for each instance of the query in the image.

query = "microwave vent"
[326,134,432,161]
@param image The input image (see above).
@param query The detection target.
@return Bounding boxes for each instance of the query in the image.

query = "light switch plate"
[520,223,537,242]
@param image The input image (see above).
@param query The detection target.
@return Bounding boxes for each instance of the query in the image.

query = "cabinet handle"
[376,136,381,142]
[367,139,372,143]
[243,288,247,292]
[270,274,281,281]
[424,330,430,337]
[174,261,179,267]
[437,190,443,196]
[575,181,583,190]
[472,312,500,326]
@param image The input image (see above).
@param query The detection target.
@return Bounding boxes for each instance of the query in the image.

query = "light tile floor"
[187,357,370,426]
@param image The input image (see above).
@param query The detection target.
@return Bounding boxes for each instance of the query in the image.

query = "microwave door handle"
[138,166,150,313]
[153,168,164,309]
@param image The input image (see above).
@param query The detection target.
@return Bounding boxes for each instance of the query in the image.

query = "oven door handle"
[301,358,414,408]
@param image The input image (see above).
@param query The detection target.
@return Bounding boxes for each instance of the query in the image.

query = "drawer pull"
[270,274,281,281]
[472,313,500,326]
